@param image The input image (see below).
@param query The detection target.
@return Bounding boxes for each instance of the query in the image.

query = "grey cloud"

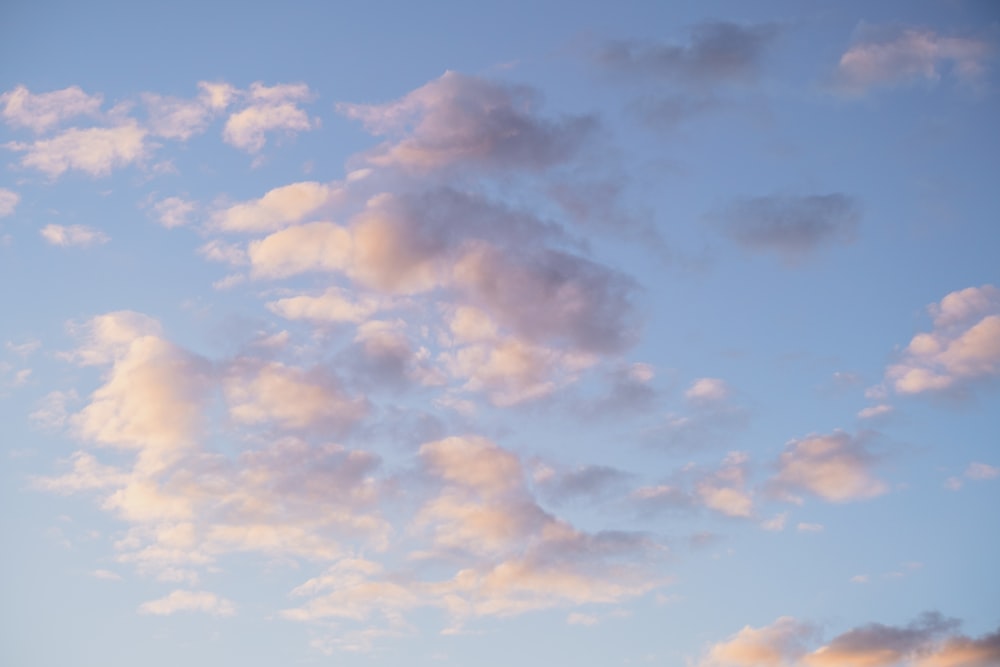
[339,71,597,172]
[716,193,860,260]
[537,464,632,505]
[597,22,780,85]
[456,245,638,354]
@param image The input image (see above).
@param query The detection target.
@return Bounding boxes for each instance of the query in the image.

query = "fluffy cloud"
[224,360,367,434]
[597,21,780,84]
[267,287,381,324]
[632,452,754,519]
[886,285,1000,395]
[699,613,1000,667]
[834,26,993,94]
[700,616,819,666]
[686,377,732,403]
[223,82,316,153]
[0,84,103,133]
[0,188,19,217]
[138,589,236,616]
[211,181,343,232]
[142,93,214,140]
[9,122,149,178]
[40,224,109,247]
[338,71,596,171]
[770,431,887,503]
[716,194,859,261]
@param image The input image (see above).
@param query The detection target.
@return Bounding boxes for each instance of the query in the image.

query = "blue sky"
[2,1,999,666]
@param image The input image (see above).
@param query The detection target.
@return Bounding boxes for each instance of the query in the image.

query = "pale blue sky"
[1,1,998,666]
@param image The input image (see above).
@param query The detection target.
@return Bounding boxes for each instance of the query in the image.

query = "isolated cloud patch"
[886,285,1000,395]
[834,25,993,94]
[716,193,859,261]
[0,188,20,218]
[40,224,109,247]
[770,430,887,503]
[138,589,236,617]
[597,21,779,84]
[338,71,596,171]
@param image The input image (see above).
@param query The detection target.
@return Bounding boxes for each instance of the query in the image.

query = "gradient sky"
[2,1,999,666]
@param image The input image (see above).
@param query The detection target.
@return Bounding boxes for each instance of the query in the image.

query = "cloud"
[0,84,103,133]
[833,26,993,94]
[597,21,780,85]
[40,224,109,247]
[267,287,381,324]
[151,196,196,228]
[965,462,999,480]
[338,71,596,171]
[686,377,732,403]
[211,181,342,232]
[224,360,367,434]
[716,194,859,261]
[0,188,19,217]
[141,93,214,140]
[857,404,893,420]
[222,82,316,153]
[770,430,887,503]
[8,122,149,178]
[698,613,1000,667]
[885,285,1000,395]
[138,589,236,616]
[700,616,819,666]
[534,464,632,505]
[632,452,754,519]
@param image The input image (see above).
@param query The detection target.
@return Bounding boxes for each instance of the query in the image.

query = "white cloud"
[886,285,1000,395]
[211,181,341,232]
[9,122,148,178]
[152,196,196,228]
[0,85,103,133]
[142,93,213,140]
[771,431,887,503]
[835,26,993,94]
[0,188,19,217]
[40,224,109,247]
[267,287,381,324]
[686,377,732,403]
[857,404,893,420]
[223,82,316,153]
[138,589,236,616]
[700,616,818,666]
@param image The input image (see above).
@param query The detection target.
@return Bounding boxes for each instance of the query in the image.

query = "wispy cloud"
[0,188,19,217]
[9,123,149,178]
[833,25,994,94]
[40,224,110,247]
[138,589,236,616]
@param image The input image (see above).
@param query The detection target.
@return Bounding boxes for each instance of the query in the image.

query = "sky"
[1,1,999,665]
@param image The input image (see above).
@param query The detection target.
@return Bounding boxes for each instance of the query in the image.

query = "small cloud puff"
[770,430,887,503]
[0,188,20,218]
[886,285,1000,396]
[40,224,109,247]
